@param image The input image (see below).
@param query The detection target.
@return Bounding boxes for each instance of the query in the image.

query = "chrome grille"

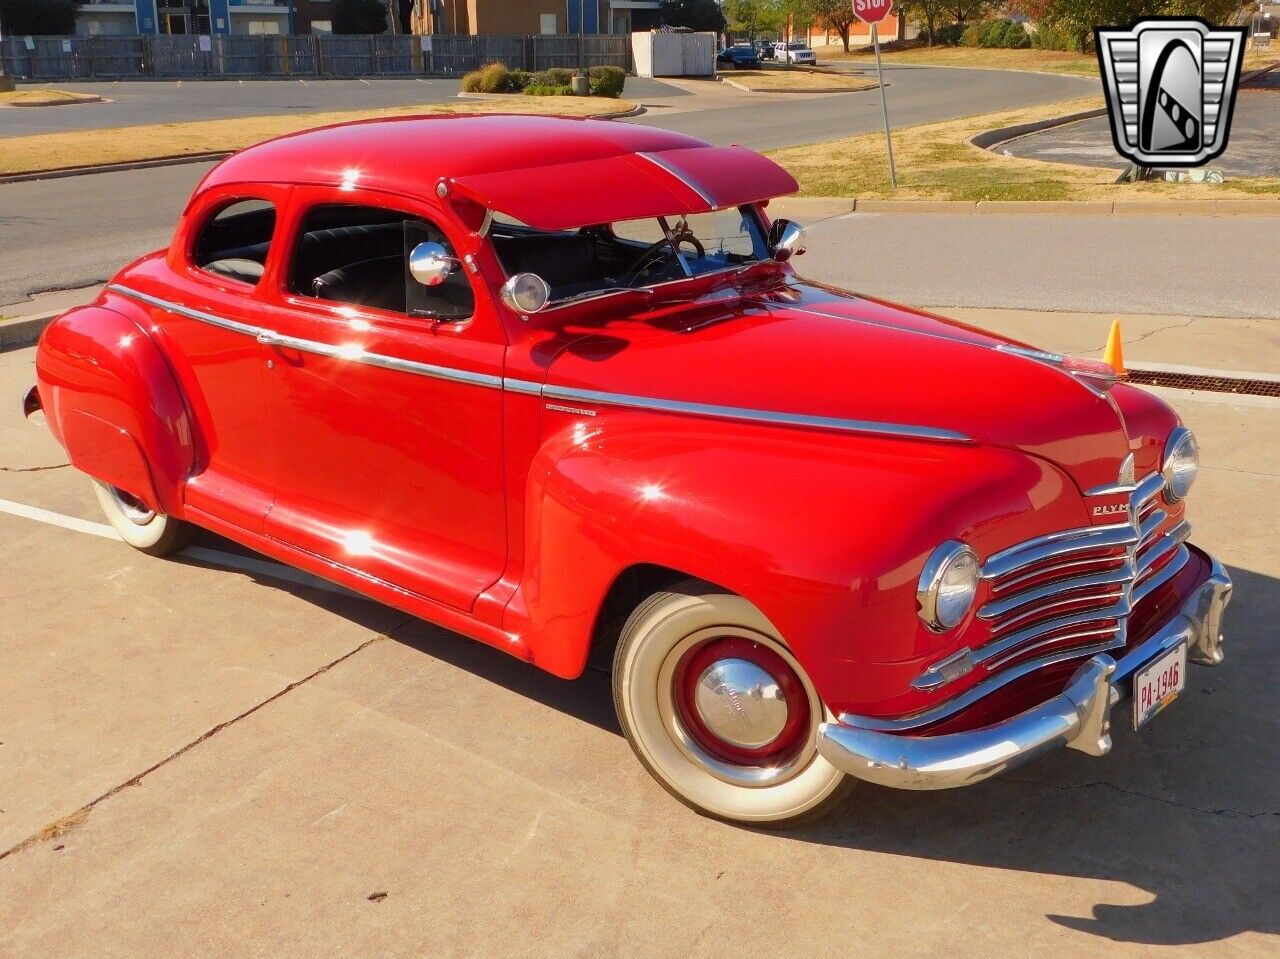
[912,471,1191,692]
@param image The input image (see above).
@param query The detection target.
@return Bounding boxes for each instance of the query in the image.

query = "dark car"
[753,40,776,60]
[717,45,760,69]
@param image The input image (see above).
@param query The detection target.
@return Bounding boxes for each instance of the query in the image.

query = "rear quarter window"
[193,199,277,287]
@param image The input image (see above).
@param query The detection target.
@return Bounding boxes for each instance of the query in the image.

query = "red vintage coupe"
[25,115,1230,825]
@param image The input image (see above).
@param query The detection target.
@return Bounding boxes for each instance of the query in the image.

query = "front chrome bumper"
[816,552,1232,790]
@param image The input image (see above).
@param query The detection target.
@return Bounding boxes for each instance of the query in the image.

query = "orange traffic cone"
[1103,319,1126,376]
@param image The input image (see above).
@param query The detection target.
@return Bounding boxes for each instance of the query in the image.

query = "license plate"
[1133,643,1186,731]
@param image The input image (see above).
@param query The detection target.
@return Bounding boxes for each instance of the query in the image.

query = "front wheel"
[91,479,194,556]
[612,582,851,827]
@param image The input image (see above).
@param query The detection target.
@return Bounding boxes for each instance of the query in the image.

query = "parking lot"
[2,296,1277,955]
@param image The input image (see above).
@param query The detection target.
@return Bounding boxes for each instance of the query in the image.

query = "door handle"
[256,331,282,347]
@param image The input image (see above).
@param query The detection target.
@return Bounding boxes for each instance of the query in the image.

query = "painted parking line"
[0,496,360,601]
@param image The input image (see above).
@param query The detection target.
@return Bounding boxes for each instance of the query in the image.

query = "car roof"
[194,114,798,231]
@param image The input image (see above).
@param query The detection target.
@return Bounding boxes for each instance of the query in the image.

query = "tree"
[809,0,860,51]
[939,0,990,26]
[660,0,729,33]
[723,0,785,39]
[1027,0,1249,54]
[0,0,81,35]
[899,0,948,44]
[332,0,388,35]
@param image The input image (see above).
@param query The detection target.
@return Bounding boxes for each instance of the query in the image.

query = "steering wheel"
[623,235,706,284]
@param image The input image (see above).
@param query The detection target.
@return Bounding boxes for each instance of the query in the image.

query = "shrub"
[1031,23,1080,52]
[530,68,575,87]
[524,84,574,97]
[934,24,966,47]
[588,65,626,98]
[508,69,534,92]
[965,19,1032,49]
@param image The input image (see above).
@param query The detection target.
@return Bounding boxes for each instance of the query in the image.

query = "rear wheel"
[612,581,850,827]
[91,479,193,556]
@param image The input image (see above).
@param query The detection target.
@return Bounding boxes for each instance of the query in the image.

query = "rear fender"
[35,305,195,516]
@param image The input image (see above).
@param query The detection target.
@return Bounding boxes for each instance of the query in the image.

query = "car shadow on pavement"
[787,562,1279,948]
[176,533,1277,948]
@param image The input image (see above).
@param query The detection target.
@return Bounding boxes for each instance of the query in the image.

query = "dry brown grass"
[812,43,1280,79]
[0,88,101,106]
[0,95,636,176]
[768,95,1280,202]
[721,69,878,93]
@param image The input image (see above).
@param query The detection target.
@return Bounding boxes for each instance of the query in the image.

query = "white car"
[775,41,817,65]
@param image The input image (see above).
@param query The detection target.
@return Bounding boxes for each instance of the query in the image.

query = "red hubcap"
[671,636,810,766]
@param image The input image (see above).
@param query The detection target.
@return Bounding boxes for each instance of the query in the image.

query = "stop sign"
[852,0,894,24]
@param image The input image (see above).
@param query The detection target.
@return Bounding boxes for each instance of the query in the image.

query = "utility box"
[631,31,715,78]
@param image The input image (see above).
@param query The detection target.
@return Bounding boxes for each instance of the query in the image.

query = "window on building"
[193,199,277,287]
[288,204,474,321]
[540,13,558,35]
[248,20,282,35]
[311,21,333,34]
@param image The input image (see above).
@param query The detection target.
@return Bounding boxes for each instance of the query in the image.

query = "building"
[76,1,293,36]
[418,1,661,35]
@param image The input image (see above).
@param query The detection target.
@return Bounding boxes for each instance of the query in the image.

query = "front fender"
[35,305,195,516]
[506,411,1088,717]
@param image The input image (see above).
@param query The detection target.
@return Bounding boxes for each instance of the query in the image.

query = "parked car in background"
[26,115,1231,829]
[776,40,817,65]
[753,40,776,61]
[717,44,761,69]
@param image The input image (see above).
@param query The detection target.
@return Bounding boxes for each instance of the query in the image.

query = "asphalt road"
[1,323,1277,957]
[0,76,690,136]
[0,65,1098,307]
[1001,70,1280,176]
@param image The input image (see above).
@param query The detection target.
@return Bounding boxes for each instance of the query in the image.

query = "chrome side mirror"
[500,273,551,315]
[770,219,807,262]
[409,241,457,287]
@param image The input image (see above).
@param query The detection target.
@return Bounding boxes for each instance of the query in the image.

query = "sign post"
[853,0,897,189]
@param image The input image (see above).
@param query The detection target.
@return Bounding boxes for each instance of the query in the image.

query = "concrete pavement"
[1,312,1277,955]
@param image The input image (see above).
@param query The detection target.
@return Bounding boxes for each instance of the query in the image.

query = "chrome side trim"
[111,285,971,443]
[540,384,972,443]
[109,284,262,339]
[501,377,543,396]
[636,151,716,207]
[108,284,501,390]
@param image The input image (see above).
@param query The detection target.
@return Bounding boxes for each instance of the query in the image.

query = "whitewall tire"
[613,581,851,827]
[91,479,193,556]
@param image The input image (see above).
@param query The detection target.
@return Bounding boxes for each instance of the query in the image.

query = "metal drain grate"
[1125,368,1280,398]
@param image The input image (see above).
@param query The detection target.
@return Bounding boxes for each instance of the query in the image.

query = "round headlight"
[917,541,980,632]
[1162,426,1199,502]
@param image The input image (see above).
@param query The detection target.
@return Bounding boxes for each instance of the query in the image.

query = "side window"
[193,199,276,287]
[287,203,475,321]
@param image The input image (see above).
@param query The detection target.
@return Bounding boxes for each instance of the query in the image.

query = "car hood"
[541,281,1131,493]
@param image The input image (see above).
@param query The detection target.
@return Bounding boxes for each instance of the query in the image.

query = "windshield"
[788,42,807,49]
[489,206,771,305]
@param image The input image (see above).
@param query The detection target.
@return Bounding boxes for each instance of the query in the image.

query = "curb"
[0,94,104,108]
[975,59,1280,154]
[0,311,59,352]
[1,151,232,185]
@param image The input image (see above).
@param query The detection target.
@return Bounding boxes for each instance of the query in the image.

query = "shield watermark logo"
[1095,18,1247,167]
